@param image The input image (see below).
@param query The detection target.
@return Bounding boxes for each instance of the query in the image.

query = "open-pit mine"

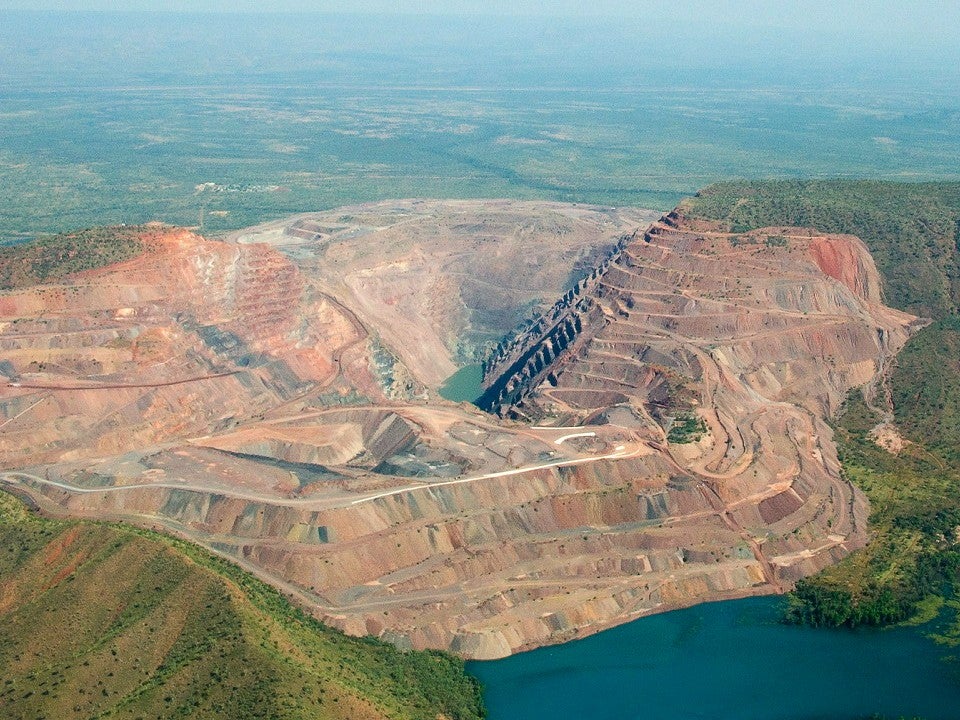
[0,199,920,659]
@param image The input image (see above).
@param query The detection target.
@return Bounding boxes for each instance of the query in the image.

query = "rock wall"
[481,216,918,421]
[478,234,634,414]
[0,228,369,466]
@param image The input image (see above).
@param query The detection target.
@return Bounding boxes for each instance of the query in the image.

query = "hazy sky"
[2,0,958,90]
[0,0,954,24]
[2,1,959,45]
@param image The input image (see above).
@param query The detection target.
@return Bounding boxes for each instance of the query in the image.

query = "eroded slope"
[0,225,372,467]
[228,200,657,386]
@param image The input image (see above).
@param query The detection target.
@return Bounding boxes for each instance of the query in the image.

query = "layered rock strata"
[0,227,371,467]
[0,205,919,659]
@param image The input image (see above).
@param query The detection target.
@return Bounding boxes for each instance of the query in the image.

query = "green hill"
[892,316,960,466]
[0,491,484,720]
[0,226,144,291]
[784,389,960,629]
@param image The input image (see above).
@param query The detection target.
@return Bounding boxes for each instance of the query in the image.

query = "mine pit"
[0,200,919,658]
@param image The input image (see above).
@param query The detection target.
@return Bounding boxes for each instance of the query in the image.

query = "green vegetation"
[891,316,960,465]
[783,330,960,629]
[684,180,960,318]
[6,25,960,246]
[783,396,960,628]
[0,491,484,720]
[667,414,707,444]
[0,226,143,290]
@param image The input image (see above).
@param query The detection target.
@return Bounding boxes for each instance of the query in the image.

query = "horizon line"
[0,7,638,16]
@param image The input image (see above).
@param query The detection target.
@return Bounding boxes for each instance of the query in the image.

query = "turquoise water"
[439,364,484,403]
[468,597,960,720]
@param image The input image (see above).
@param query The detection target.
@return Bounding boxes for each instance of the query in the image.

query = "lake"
[439,364,484,403]
[468,596,960,720]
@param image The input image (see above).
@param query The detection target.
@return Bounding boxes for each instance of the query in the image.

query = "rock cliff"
[0,226,370,467]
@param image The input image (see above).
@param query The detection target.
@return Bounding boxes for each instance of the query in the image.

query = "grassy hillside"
[0,491,484,720]
[0,226,143,290]
[892,316,960,465]
[682,180,960,318]
[779,318,960,634]
[784,388,960,628]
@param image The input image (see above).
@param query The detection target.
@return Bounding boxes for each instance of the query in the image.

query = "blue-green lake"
[439,364,484,403]
[468,596,960,720]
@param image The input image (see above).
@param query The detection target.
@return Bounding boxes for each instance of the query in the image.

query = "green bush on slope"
[0,226,144,290]
[891,316,960,465]
[782,325,960,629]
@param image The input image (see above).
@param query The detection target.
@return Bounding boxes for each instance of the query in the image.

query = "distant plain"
[1,11,959,241]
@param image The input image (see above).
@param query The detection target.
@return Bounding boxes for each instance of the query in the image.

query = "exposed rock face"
[480,217,915,422]
[0,227,371,467]
[0,205,919,659]
[227,200,658,386]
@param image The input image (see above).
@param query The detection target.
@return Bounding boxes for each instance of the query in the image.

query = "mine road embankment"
[0,440,650,513]
[6,370,240,391]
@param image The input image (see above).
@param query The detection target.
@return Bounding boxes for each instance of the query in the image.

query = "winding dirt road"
[0,439,650,512]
